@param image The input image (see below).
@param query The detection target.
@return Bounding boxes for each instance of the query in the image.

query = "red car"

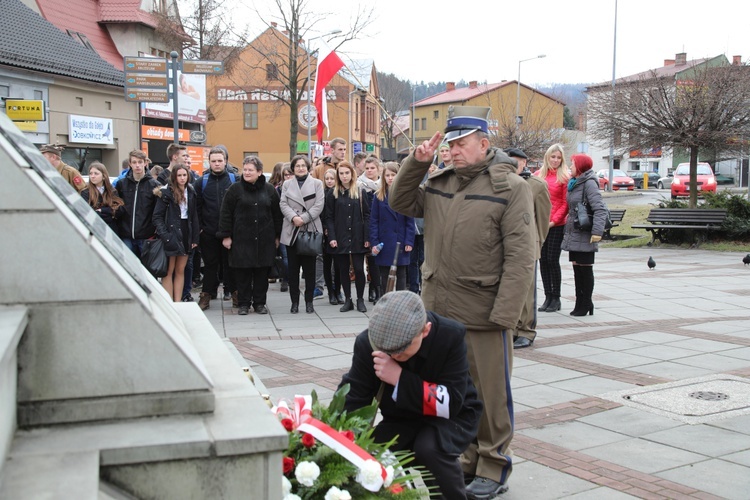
[596,169,635,191]
[670,162,716,199]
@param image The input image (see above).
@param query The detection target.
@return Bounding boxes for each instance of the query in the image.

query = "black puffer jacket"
[81,189,126,235]
[323,187,370,254]
[116,170,160,239]
[217,175,282,268]
[194,169,237,238]
[152,185,200,256]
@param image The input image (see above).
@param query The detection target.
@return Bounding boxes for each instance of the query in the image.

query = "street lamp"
[515,54,546,144]
[306,29,342,159]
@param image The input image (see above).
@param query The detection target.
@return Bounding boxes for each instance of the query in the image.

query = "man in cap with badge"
[40,144,86,192]
[389,107,536,497]
[340,290,482,499]
[505,148,551,349]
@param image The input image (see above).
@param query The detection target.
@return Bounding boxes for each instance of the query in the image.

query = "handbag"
[293,225,324,256]
[573,180,613,231]
[141,237,168,278]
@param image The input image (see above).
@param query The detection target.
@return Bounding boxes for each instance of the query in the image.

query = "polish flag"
[313,42,345,143]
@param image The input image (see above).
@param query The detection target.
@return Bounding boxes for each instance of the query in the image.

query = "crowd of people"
[41,106,611,497]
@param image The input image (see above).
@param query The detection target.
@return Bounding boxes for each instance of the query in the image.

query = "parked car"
[670,162,717,199]
[657,173,673,189]
[596,169,635,191]
[627,170,659,189]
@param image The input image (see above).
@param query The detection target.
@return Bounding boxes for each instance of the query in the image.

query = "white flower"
[283,495,302,500]
[383,465,395,487]
[281,476,292,496]
[324,486,352,500]
[356,459,385,492]
[294,461,320,487]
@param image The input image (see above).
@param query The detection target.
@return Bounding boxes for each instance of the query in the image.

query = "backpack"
[202,171,236,191]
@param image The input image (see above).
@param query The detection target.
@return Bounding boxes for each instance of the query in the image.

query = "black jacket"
[116,170,160,240]
[340,311,482,455]
[323,188,370,254]
[194,168,236,238]
[157,167,198,187]
[152,185,200,256]
[81,189,126,236]
[217,175,282,268]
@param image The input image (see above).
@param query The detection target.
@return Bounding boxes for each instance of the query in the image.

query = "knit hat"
[40,144,63,156]
[438,142,450,151]
[368,291,427,355]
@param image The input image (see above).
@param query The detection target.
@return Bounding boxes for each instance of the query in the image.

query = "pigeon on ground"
[743,254,750,266]
[648,256,656,270]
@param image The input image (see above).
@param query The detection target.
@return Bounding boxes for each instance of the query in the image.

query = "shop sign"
[68,114,114,145]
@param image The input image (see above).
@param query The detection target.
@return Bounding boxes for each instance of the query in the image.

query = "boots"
[340,298,354,312]
[570,266,595,316]
[544,296,561,312]
[569,266,582,315]
[368,286,377,303]
[356,298,367,313]
[538,296,552,312]
[372,286,382,304]
[198,292,211,311]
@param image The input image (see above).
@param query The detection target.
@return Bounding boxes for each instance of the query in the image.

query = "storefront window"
[61,148,102,174]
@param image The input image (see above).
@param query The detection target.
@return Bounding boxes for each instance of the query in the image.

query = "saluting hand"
[414,132,443,163]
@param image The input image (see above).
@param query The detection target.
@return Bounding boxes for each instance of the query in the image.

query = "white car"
[656,173,673,189]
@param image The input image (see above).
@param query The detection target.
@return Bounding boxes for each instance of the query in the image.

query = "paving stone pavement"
[197,247,750,500]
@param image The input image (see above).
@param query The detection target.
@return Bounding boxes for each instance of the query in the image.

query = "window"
[65,29,94,51]
[0,85,9,98]
[34,90,43,100]
[150,47,168,58]
[105,101,112,110]
[243,103,258,129]
[62,148,102,174]
[413,119,419,131]
[266,64,278,81]
[421,118,426,129]
[433,110,439,120]
[76,97,83,107]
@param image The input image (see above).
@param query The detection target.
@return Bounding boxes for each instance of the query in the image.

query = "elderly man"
[40,144,86,192]
[340,291,482,499]
[389,107,536,498]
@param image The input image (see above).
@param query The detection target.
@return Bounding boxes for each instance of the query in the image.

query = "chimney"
[664,59,675,66]
[733,55,742,65]
[675,52,687,66]
[271,22,277,28]
[446,82,455,91]
[469,81,478,89]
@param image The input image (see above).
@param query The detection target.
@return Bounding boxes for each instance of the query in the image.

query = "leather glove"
[590,235,602,244]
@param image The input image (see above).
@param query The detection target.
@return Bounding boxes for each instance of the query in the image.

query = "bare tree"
[587,61,750,207]
[218,0,374,159]
[377,72,412,154]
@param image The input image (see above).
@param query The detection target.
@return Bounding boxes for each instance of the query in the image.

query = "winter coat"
[323,187,370,255]
[194,168,236,238]
[279,174,325,247]
[527,176,552,259]
[389,148,536,331]
[217,175,282,268]
[157,166,198,186]
[341,311,482,455]
[536,169,569,226]
[561,170,607,253]
[116,170,160,240]
[369,193,416,267]
[81,189,126,235]
[152,185,200,257]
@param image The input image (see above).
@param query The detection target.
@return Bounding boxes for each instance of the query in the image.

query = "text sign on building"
[5,99,45,121]
[141,124,190,142]
[125,73,168,89]
[124,57,168,73]
[182,60,224,75]
[125,89,169,103]
[68,114,114,145]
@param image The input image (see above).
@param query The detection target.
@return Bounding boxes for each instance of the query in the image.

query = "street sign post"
[182,60,224,75]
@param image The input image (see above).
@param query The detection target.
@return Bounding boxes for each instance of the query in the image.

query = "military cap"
[444,106,491,143]
[40,144,64,156]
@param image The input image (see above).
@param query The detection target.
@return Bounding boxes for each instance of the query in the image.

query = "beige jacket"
[527,175,551,259]
[390,149,536,331]
[279,175,325,246]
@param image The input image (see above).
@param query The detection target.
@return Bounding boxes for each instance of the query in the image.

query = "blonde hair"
[376,162,399,201]
[333,161,359,199]
[323,168,337,182]
[539,143,570,184]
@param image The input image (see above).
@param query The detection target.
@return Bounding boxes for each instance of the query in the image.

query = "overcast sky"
[246,0,748,87]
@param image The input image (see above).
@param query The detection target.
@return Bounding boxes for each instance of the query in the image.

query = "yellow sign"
[5,100,45,121]
[15,121,39,132]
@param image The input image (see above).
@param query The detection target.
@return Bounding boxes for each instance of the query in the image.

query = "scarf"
[296,173,308,188]
[567,178,578,192]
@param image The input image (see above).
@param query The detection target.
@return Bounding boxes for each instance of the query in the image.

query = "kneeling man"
[340,291,482,499]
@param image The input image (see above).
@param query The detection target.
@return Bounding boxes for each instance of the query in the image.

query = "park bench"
[631,208,727,244]
[603,209,626,240]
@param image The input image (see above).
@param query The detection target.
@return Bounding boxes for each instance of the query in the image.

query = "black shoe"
[290,302,299,314]
[372,286,381,304]
[306,302,315,314]
[329,294,338,305]
[238,305,249,316]
[223,291,232,301]
[368,287,376,303]
[280,280,289,292]
[337,293,345,305]
[340,299,354,312]
[538,296,551,312]
[254,305,268,314]
[543,297,561,312]
[465,477,508,499]
[181,294,194,302]
[514,337,533,349]
[356,298,367,313]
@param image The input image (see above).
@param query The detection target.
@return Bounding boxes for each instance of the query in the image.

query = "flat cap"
[368,291,426,355]
[504,147,528,159]
[40,144,63,156]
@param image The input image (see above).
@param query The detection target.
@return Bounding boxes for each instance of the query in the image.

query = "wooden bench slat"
[633,208,727,244]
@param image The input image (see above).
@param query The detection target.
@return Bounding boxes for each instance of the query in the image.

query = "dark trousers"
[374,423,466,499]
[182,249,194,299]
[335,253,365,300]
[287,245,316,303]
[233,267,269,308]
[378,265,407,293]
[278,244,289,282]
[367,254,380,292]
[323,253,341,295]
[408,234,424,294]
[539,225,564,298]
[200,233,235,297]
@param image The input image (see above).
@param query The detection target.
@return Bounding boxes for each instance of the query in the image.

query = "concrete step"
[0,307,28,466]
